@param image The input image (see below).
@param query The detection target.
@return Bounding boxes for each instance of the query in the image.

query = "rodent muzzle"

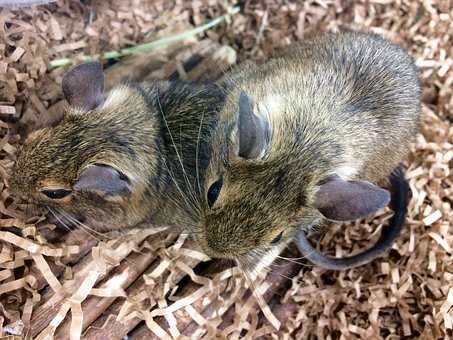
[45,209,85,230]
[202,226,255,259]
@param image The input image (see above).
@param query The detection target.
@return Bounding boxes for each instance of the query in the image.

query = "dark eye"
[41,189,72,199]
[270,232,283,244]
[207,177,223,208]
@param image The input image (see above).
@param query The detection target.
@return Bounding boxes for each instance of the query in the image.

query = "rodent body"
[11,63,225,232]
[198,31,421,263]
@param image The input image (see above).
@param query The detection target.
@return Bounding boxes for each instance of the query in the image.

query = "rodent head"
[10,62,162,232]
[198,91,390,261]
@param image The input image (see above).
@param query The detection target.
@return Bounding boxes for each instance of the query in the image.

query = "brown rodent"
[196,31,421,269]
[10,62,225,233]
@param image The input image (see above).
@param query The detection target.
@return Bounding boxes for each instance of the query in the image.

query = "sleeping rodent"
[10,62,225,232]
[196,31,421,269]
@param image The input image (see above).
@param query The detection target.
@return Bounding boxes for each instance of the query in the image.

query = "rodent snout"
[201,222,254,259]
[203,239,244,259]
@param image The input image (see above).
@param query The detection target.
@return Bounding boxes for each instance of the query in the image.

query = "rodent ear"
[314,175,390,221]
[62,62,105,111]
[237,91,270,159]
[74,164,131,198]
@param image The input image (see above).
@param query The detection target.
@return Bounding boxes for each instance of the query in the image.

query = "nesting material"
[0,0,452,339]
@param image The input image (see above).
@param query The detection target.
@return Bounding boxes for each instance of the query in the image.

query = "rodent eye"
[207,177,223,208]
[41,189,72,199]
[270,232,283,244]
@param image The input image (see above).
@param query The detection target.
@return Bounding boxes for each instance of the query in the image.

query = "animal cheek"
[103,194,129,204]
[294,192,308,209]
[66,195,88,210]
[58,195,73,205]
[14,190,34,202]
[295,206,313,219]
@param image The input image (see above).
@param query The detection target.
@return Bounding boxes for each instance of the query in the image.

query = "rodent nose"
[204,233,233,259]
[20,193,30,201]
[205,237,224,257]
[204,233,248,259]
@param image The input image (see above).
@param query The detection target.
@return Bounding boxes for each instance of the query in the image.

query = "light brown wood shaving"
[0,0,452,339]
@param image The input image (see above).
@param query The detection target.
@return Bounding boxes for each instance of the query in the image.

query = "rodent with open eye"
[197,31,421,269]
[10,62,225,233]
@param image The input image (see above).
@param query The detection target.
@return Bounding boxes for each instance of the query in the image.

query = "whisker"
[60,216,154,266]
[195,108,206,200]
[170,231,203,236]
[162,159,200,217]
[238,252,289,299]
[54,208,107,243]
[48,207,112,246]
[156,89,202,213]
[158,157,205,239]
[274,255,314,267]
[236,256,260,299]
[47,207,73,234]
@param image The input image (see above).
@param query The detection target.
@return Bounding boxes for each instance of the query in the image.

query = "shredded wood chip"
[429,232,452,253]
[143,311,172,339]
[30,253,62,294]
[423,210,443,225]
[0,231,79,257]
[0,106,15,115]
[0,276,35,295]
[0,1,451,339]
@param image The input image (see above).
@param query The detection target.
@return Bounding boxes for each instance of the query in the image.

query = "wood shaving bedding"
[0,0,452,339]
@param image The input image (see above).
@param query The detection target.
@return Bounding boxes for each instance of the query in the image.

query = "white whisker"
[156,89,201,207]
[54,207,108,242]
[195,108,206,201]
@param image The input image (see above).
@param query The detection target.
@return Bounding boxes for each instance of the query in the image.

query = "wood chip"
[1,1,452,339]
[8,47,25,62]
[0,106,15,115]
[423,210,443,225]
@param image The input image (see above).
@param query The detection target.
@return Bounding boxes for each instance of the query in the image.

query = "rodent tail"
[295,165,409,270]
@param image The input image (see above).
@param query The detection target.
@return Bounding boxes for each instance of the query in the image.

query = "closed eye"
[41,189,72,199]
[270,231,283,244]
[207,177,223,208]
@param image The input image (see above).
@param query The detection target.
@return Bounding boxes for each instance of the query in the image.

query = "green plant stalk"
[50,6,240,68]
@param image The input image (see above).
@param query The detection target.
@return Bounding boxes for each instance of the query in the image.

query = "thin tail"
[295,166,409,270]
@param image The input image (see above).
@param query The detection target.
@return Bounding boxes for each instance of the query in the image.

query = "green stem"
[49,7,239,68]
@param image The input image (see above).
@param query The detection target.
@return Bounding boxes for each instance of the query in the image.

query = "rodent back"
[219,31,421,182]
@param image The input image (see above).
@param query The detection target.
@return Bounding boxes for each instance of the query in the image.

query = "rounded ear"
[314,175,390,221]
[62,62,105,111]
[74,164,131,198]
[237,91,270,159]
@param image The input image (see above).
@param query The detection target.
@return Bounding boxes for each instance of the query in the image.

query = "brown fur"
[197,31,421,260]
[10,79,225,232]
